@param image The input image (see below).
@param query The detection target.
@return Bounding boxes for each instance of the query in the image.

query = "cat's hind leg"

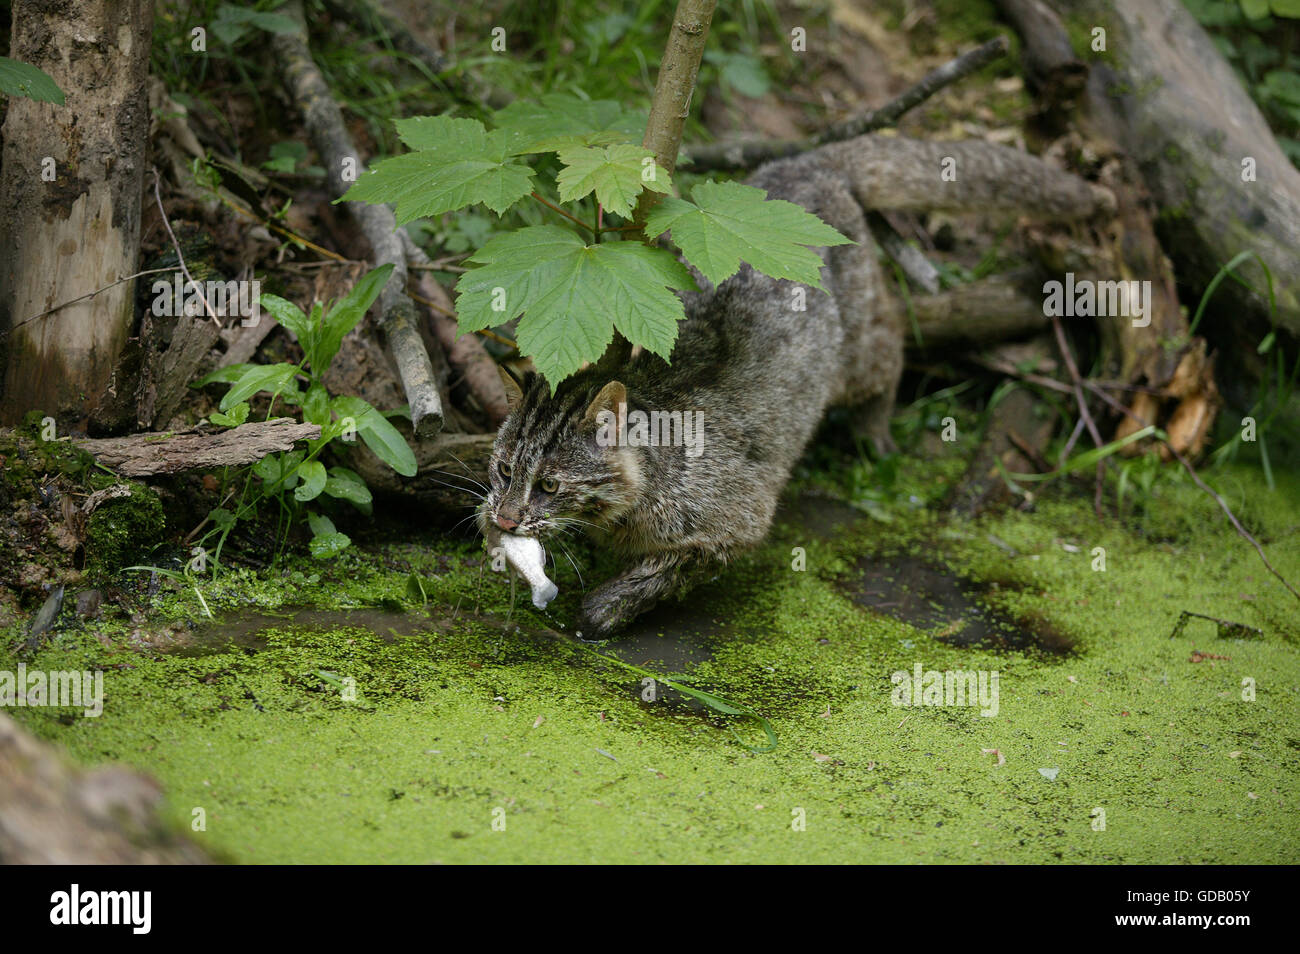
[850,390,900,457]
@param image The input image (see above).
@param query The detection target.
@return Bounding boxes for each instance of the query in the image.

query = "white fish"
[493,530,559,610]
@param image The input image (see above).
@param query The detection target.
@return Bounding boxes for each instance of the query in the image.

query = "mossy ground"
[4,450,1298,864]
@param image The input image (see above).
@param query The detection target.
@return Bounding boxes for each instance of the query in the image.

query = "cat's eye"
[539,477,559,494]
[498,462,512,480]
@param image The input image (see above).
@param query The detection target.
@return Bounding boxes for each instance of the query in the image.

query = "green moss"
[3,457,1298,864]
[85,482,166,575]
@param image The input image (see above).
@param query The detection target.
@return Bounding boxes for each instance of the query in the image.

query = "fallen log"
[996,0,1217,456]
[75,418,320,476]
[1049,0,1300,341]
[910,268,1050,348]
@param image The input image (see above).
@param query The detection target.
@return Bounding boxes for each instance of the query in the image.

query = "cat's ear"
[581,380,626,430]
[498,365,524,413]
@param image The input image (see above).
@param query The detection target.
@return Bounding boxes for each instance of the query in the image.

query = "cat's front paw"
[575,590,630,641]
[576,554,694,640]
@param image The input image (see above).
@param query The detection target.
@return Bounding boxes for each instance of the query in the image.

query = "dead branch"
[75,418,321,476]
[1045,0,1300,339]
[273,0,444,440]
[869,211,940,295]
[950,338,1059,515]
[398,231,510,425]
[681,36,1009,173]
[1050,312,1107,515]
[994,0,1086,103]
[909,268,1049,347]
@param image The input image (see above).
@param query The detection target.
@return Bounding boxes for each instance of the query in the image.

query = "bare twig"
[1050,313,1106,516]
[1,268,176,339]
[151,169,220,326]
[681,36,1010,173]
[274,0,443,439]
[868,211,940,294]
[994,0,1087,103]
[986,340,1300,604]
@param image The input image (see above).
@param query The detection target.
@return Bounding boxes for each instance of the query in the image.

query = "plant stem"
[530,191,595,233]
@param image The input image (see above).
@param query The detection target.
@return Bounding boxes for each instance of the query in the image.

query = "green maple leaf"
[556,144,672,219]
[643,180,853,289]
[455,226,696,386]
[491,93,647,154]
[342,115,534,222]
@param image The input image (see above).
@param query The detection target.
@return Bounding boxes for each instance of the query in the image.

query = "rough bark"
[995,0,1086,104]
[910,268,1051,348]
[76,418,321,476]
[998,0,1218,454]
[0,713,210,864]
[1054,0,1300,340]
[0,0,154,428]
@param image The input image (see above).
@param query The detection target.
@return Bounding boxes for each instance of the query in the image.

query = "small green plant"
[343,94,852,387]
[191,264,414,569]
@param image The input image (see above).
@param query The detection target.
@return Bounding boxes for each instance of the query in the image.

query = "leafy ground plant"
[343,95,852,387]
[191,264,414,567]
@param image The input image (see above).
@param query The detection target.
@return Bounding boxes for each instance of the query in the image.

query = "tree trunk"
[0,0,154,428]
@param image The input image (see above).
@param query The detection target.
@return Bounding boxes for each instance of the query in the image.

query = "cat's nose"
[495,513,519,531]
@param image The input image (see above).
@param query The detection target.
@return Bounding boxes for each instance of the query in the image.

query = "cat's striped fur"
[480,134,1112,637]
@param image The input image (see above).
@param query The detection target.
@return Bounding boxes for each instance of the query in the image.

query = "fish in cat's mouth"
[483,522,558,610]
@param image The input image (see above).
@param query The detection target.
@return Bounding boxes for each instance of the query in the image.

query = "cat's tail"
[814,134,1114,220]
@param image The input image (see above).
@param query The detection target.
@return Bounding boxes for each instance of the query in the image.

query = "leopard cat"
[479,133,1112,638]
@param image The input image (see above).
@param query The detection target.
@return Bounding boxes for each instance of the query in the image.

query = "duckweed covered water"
[3,462,1298,863]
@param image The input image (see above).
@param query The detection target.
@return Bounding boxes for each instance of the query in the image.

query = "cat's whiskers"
[450,511,484,536]
[426,469,487,501]
[443,453,491,494]
[553,515,601,533]
[550,538,586,591]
